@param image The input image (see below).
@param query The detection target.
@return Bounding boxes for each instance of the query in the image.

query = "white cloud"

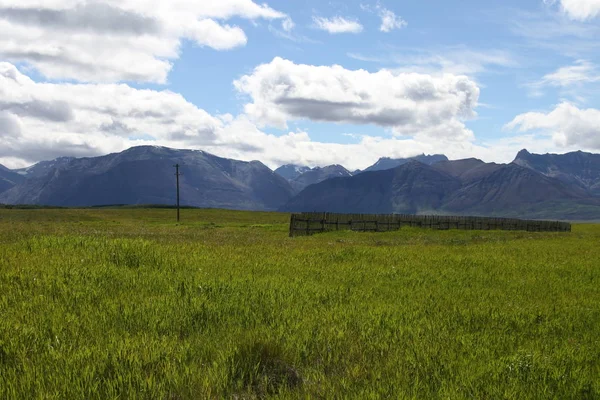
[557,0,600,20]
[0,61,223,162]
[378,8,407,32]
[506,102,600,149]
[510,9,600,58]
[360,2,408,33]
[184,19,248,51]
[234,57,480,141]
[0,0,288,83]
[0,111,22,137]
[362,3,407,32]
[0,61,572,171]
[312,16,364,34]
[393,48,518,76]
[526,60,600,98]
[348,46,518,76]
[282,17,295,32]
[537,60,600,86]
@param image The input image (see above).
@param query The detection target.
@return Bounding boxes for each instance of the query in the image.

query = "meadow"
[0,208,599,399]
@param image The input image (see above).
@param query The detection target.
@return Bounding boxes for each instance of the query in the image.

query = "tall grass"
[0,208,599,398]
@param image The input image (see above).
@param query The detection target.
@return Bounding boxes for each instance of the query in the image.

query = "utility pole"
[174,164,181,223]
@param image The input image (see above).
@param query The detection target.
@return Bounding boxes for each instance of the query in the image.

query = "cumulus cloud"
[0,61,223,162]
[555,0,600,20]
[0,111,22,137]
[312,16,364,34]
[234,57,480,141]
[0,61,566,171]
[506,102,600,149]
[200,115,560,171]
[0,0,287,83]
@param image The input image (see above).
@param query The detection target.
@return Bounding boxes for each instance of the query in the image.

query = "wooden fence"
[289,212,571,237]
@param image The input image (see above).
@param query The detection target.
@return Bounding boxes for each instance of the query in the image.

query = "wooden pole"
[174,164,181,223]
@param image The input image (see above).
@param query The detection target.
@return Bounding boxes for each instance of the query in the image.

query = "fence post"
[289,214,295,237]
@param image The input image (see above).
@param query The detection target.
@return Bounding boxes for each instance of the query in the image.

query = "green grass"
[0,208,599,399]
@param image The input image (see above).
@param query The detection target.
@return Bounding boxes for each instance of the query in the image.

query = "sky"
[0,0,600,170]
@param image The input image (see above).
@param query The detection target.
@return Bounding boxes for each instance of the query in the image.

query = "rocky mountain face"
[280,158,600,220]
[275,164,354,193]
[0,146,294,210]
[443,163,589,213]
[514,149,600,196]
[0,164,25,194]
[14,157,76,179]
[274,164,311,181]
[281,162,462,214]
[291,165,353,193]
[432,158,503,183]
[362,154,449,173]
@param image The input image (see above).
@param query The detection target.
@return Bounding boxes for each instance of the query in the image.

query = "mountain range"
[1,146,600,220]
[280,152,600,220]
[0,146,293,211]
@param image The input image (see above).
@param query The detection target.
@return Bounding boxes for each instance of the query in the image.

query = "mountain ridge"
[514,148,600,196]
[0,146,294,210]
[362,154,449,173]
[279,156,600,220]
[2,147,600,220]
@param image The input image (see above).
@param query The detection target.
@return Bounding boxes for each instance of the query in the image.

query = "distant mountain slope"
[280,161,461,214]
[0,146,294,210]
[15,157,76,179]
[514,150,600,195]
[281,159,600,219]
[274,164,311,181]
[444,163,590,213]
[362,154,449,173]
[291,165,353,193]
[4,147,600,219]
[432,158,504,183]
[0,164,26,194]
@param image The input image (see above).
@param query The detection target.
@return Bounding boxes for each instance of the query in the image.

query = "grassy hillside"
[1,209,599,398]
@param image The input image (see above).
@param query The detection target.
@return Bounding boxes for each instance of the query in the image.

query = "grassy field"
[0,208,599,399]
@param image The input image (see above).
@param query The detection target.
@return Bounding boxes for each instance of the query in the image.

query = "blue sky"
[0,0,599,170]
